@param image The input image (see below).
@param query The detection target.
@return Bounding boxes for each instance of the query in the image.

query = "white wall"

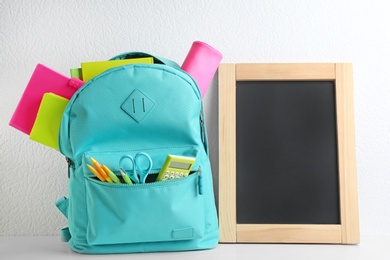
[1,0,389,238]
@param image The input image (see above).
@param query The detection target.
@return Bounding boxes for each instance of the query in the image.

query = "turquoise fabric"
[58,54,219,254]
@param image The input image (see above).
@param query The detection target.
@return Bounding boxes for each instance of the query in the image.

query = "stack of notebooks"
[9,57,154,150]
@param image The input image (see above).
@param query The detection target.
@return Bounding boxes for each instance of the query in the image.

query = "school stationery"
[102,165,122,184]
[156,155,196,181]
[29,93,69,150]
[81,57,154,82]
[70,68,82,80]
[90,157,113,183]
[87,164,105,182]
[55,52,219,254]
[88,153,194,184]
[181,41,222,98]
[9,64,84,134]
[119,168,133,184]
[119,152,153,184]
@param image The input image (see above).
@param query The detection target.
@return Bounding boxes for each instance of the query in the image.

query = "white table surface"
[1,236,389,259]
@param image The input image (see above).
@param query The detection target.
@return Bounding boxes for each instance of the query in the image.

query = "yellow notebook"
[81,57,154,82]
[29,93,69,150]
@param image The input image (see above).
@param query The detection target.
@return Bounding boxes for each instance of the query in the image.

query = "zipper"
[197,167,203,195]
[200,112,204,143]
[199,107,209,155]
[87,169,204,195]
[66,157,74,178]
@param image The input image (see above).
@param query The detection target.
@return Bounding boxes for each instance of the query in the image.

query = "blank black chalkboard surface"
[218,63,359,244]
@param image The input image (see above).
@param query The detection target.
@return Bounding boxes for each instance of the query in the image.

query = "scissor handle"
[119,155,139,183]
[134,152,153,183]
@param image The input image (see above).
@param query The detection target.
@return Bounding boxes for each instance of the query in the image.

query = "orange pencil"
[90,157,113,183]
[87,164,105,182]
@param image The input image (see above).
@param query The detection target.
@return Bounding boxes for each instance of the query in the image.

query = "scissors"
[119,152,153,184]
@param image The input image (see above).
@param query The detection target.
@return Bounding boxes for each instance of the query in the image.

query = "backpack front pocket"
[82,148,205,246]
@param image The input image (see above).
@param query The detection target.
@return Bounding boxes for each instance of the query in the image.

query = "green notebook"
[29,93,69,150]
[70,68,82,80]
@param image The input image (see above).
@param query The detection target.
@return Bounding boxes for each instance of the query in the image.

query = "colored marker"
[120,168,133,185]
[90,157,113,183]
[102,165,121,184]
[87,164,105,182]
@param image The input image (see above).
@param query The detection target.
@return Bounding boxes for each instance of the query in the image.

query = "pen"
[102,165,121,184]
[87,164,106,182]
[120,168,133,185]
[90,157,113,183]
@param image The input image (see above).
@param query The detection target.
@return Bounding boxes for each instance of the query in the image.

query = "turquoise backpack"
[55,52,219,254]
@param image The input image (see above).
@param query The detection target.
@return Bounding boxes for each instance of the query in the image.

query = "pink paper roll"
[181,41,222,98]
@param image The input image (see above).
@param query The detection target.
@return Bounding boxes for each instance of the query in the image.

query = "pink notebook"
[9,64,84,134]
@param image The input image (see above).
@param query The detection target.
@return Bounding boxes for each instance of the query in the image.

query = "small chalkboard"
[218,63,359,244]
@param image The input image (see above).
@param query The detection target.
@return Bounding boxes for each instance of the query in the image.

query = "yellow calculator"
[156,155,196,181]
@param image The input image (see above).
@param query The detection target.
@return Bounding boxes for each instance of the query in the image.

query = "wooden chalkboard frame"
[218,63,359,244]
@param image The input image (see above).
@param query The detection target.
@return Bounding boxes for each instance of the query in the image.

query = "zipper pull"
[200,112,205,144]
[66,157,74,178]
[199,111,209,154]
[197,167,203,195]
